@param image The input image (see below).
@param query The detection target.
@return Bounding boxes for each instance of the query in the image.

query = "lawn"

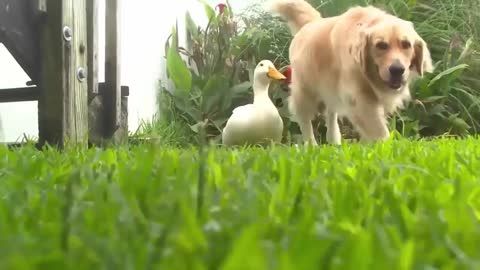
[1,137,480,269]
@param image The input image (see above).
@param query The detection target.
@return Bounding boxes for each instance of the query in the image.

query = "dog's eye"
[376,41,389,50]
[401,41,411,49]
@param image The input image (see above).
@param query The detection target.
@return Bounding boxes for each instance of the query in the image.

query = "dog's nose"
[389,63,405,77]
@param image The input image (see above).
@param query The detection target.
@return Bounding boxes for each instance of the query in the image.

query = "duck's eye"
[260,63,264,67]
[376,41,389,50]
[401,40,411,49]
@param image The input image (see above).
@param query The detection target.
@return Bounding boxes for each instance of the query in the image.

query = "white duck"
[222,60,286,146]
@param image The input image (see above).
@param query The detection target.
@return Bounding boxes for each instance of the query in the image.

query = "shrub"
[157,2,273,145]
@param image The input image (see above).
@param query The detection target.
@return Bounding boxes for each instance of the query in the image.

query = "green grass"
[1,137,480,269]
[129,115,197,148]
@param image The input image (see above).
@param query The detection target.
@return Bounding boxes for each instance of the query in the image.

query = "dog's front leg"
[348,104,390,143]
[288,84,319,146]
[298,120,318,145]
[326,110,342,145]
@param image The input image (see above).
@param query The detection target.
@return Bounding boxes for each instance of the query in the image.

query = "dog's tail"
[266,0,321,34]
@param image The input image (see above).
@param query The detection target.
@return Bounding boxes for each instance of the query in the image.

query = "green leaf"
[225,0,234,17]
[185,11,198,37]
[230,34,250,57]
[420,95,445,103]
[429,104,448,117]
[164,34,172,78]
[211,118,229,132]
[171,24,178,49]
[468,187,480,220]
[399,240,415,270]
[435,183,454,205]
[199,0,216,22]
[167,31,192,92]
[219,224,267,270]
[448,115,470,130]
[457,37,474,63]
[342,230,372,270]
[202,75,231,114]
[231,81,252,97]
[189,120,208,133]
[427,64,469,88]
[173,201,207,253]
[171,94,200,121]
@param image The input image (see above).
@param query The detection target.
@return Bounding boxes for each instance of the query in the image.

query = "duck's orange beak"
[267,66,287,80]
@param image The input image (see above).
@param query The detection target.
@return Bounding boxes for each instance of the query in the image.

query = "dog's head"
[353,18,433,92]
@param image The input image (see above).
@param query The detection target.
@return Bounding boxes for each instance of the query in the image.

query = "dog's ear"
[351,29,370,72]
[411,35,433,76]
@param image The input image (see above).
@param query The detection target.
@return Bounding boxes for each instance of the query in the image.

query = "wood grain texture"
[68,0,88,143]
[105,0,121,133]
[88,95,128,146]
[86,0,98,97]
[0,84,129,103]
[38,0,88,147]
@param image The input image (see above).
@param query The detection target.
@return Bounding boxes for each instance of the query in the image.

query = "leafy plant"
[158,1,263,144]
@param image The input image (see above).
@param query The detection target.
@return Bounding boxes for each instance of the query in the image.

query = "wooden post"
[86,0,102,145]
[86,0,98,97]
[88,85,129,146]
[37,0,89,147]
[87,0,128,146]
[105,0,121,135]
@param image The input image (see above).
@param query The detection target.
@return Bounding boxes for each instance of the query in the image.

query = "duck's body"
[222,95,284,146]
[222,60,286,146]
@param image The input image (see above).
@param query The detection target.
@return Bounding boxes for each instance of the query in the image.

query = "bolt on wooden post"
[38,0,89,147]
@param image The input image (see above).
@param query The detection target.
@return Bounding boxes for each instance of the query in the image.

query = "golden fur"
[268,0,433,144]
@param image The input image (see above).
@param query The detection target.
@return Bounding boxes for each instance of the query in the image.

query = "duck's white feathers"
[222,102,283,146]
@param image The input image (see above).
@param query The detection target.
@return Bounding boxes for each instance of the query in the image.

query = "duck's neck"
[253,80,271,103]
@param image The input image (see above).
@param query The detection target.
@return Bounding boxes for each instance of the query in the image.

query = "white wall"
[0,0,253,143]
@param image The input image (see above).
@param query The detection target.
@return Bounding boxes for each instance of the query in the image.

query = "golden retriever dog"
[267,0,433,145]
